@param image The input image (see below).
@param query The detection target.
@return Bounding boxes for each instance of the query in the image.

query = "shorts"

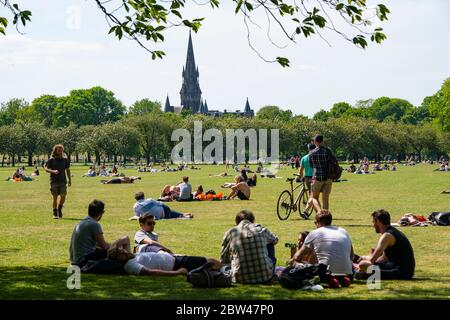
[304,177,312,192]
[173,255,207,271]
[376,261,401,280]
[311,179,332,194]
[237,190,249,200]
[50,183,67,196]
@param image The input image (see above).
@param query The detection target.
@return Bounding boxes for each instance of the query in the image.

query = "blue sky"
[0,0,449,116]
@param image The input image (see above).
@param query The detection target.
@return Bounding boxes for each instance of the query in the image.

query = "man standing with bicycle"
[299,143,317,219]
[309,135,333,212]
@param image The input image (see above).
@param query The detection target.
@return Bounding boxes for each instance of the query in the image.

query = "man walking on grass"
[45,144,71,219]
[309,135,333,212]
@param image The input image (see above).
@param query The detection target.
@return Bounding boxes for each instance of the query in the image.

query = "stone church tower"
[180,31,202,113]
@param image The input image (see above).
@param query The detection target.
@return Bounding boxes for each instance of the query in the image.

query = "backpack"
[80,259,126,275]
[186,262,233,288]
[278,263,329,289]
[428,212,450,226]
[327,150,343,180]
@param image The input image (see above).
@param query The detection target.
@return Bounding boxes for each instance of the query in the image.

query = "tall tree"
[128,99,162,116]
[0,98,28,125]
[422,78,450,132]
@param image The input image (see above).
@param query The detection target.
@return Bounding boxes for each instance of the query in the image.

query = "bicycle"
[276,174,314,221]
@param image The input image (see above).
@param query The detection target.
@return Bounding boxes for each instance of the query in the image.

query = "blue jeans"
[162,205,184,219]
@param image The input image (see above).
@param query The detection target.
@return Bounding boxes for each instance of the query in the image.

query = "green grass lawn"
[0,163,449,299]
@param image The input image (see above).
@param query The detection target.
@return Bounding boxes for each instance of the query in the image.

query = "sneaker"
[53,209,58,219]
[303,211,310,220]
[57,205,63,218]
[302,275,321,287]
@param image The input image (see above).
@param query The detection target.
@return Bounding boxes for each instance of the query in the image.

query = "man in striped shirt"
[221,210,278,284]
[309,135,333,211]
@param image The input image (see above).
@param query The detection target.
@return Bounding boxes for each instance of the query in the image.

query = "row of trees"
[0,114,448,167]
[1,78,448,130]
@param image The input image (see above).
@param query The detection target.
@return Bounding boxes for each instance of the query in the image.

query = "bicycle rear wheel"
[298,188,314,219]
[277,190,293,220]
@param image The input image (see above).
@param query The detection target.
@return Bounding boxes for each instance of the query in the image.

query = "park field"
[0,163,449,300]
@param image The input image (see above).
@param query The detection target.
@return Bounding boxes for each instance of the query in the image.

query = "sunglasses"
[146,221,156,226]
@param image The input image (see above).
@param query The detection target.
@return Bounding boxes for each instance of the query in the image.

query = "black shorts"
[50,183,67,196]
[376,261,401,280]
[237,190,249,200]
[173,256,207,271]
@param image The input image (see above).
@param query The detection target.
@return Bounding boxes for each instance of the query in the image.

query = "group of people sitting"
[159,174,254,202]
[70,202,415,287]
[5,166,38,181]
[434,160,449,172]
[347,161,396,174]
[82,165,120,177]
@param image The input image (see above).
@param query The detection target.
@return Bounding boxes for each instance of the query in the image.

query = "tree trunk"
[95,151,101,166]
[1,156,4,167]
[76,153,79,163]
[123,154,127,165]
[28,150,33,167]
[11,154,15,167]
[113,155,117,164]
[87,152,92,163]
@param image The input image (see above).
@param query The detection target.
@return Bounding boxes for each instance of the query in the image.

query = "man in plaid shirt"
[309,135,333,212]
[221,210,278,284]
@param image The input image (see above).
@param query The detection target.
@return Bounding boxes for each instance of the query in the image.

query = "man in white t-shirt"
[107,245,220,277]
[292,210,354,285]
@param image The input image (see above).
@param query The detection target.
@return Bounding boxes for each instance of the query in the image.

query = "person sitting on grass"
[291,210,354,287]
[355,209,415,280]
[177,176,193,201]
[224,175,251,200]
[348,163,357,173]
[101,176,141,184]
[240,169,257,187]
[107,242,221,277]
[128,191,193,221]
[194,185,204,199]
[70,199,129,267]
[82,166,96,177]
[133,214,173,253]
[221,210,278,284]
[288,231,317,266]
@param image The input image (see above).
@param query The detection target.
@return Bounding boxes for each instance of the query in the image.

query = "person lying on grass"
[128,192,193,221]
[108,241,221,277]
[101,176,141,184]
[160,184,180,201]
[70,199,129,267]
[355,209,415,280]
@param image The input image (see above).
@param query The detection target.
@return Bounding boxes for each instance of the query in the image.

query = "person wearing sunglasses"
[133,214,173,254]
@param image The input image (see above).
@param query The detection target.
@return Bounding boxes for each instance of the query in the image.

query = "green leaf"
[276,57,290,68]
[336,3,344,10]
[235,0,243,14]
[0,27,5,36]
[171,9,182,19]
[0,17,8,27]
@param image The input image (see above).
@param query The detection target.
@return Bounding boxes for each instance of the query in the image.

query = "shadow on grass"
[0,248,20,258]
[1,266,449,300]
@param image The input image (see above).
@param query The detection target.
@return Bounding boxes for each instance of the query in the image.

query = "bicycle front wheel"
[277,190,293,220]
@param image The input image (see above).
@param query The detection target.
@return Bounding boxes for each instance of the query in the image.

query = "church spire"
[244,98,254,117]
[164,95,173,113]
[180,30,202,113]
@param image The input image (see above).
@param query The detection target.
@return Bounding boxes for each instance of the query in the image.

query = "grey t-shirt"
[70,216,103,264]
[304,226,353,275]
[134,229,159,253]
[179,182,192,200]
